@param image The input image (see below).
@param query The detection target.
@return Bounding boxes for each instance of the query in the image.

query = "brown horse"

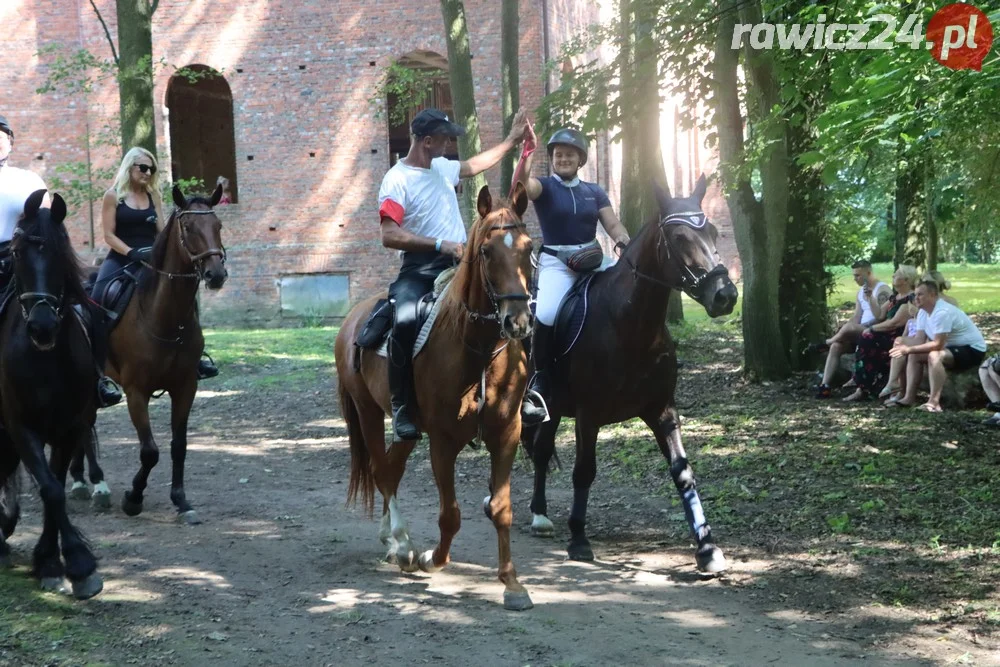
[336,184,536,610]
[523,175,738,572]
[109,184,227,524]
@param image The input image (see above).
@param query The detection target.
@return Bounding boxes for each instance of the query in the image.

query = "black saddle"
[353,293,437,367]
[93,267,140,330]
[552,273,598,359]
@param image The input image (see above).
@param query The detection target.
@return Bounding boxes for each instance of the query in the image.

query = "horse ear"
[653,180,672,215]
[693,173,708,203]
[50,193,67,224]
[477,185,492,220]
[172,184,187,209]
[209,182,224,207]
[510,181,528,218]
[23,189,46,220]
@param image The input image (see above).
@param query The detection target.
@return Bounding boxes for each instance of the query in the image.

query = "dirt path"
[3,363,990,666]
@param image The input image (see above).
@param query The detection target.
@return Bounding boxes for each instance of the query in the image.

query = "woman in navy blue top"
[518,127,630,425]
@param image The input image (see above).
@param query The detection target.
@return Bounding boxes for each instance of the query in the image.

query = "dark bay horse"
[0,190,103,598]
[523,175,738,572]
[107,185,227,524]
[336,184,537,610]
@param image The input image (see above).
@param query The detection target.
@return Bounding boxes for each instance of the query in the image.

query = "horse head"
[12,189,80,351]
[469,183,534,340]
[649,174,738,317]
[169,184,228,290]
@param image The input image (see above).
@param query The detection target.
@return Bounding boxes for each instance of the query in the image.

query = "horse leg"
[642,409,727,573]
[379,440,415,547]
[417,438,461,575]
[68,438,89,500]
[526,417,561,537]
[14,428,67,591]
[484,432,533,611]
[567,419,599,561]
[168,382,200,525]
[0,441,20,568]
[86,427,111,509]
[50,437,103,599]
[122,391,157,517]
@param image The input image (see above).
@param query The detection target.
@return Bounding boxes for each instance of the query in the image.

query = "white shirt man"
[0,115,47,245]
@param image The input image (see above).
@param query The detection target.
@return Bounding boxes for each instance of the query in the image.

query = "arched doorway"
[166,65,238,202]
[385,51,457,168]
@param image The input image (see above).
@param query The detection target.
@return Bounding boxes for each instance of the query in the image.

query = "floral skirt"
[853,329,900,395]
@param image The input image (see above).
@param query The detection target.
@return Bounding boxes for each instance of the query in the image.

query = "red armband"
[379,199,404,225]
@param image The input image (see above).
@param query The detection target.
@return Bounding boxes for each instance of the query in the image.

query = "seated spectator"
[888,280,987,412]
[814,260,892,398]
[844,265,918,401]
[979,355,1000,426]
[923,270,958,305]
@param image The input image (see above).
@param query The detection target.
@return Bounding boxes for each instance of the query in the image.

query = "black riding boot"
[388,338,422,441]
[197,353,219,380]
[97,376,123,408]
[521,323,554,425]
[88,307,122,408]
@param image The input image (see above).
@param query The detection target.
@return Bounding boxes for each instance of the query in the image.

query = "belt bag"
[541,239,603,273]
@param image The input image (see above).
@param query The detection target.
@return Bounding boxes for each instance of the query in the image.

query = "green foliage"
[369,62,441,126]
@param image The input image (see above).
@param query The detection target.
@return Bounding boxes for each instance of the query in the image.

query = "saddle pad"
[374,268,455,360]
[553,273,597,359]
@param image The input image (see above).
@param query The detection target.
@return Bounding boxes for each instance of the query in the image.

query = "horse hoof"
[178,510,201,526]
[91,486,112,511]
[395,543,419,573]
[71,573,103,600]
[482,495,493,520]
[40,577,67,593]
[567,541,594,561]
[530,514,555,537]
[121,495,143,517]
[503,589,534,611]
[696,545,728,574]
[69,482,90,500]
[417,550,443,574]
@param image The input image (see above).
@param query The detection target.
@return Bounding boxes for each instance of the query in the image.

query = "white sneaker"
[982,413,1000,426]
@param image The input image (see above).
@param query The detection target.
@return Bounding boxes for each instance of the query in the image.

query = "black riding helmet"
[0,115,12,141]
[547,128,587,166]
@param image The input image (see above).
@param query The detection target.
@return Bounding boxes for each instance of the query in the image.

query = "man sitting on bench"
[888,280,987,412]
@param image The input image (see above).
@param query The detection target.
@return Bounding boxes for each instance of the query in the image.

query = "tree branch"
[150,0,160,15]
[89,0,119,65]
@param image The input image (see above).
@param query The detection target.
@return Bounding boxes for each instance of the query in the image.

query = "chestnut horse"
[523,175,738,572]
[336,184,536,610]
[0,190,103,598]
[109,185,227,524]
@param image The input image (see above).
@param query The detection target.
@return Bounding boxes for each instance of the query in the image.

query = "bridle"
[144,207,227,281]
[624,211,729,297]
[10,229,65,325]
[463,218,533,339]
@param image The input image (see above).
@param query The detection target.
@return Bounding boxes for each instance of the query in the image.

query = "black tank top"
[115,194,157,251]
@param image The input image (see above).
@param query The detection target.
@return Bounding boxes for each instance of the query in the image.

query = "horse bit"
[625,211,729,296]
[11,229,65,324]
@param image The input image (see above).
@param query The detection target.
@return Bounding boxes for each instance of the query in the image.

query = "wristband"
[435,238,443,252]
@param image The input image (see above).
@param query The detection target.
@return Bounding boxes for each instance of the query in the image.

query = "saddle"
[93,266,140,330]
[552,273,598,359]
[353,268,455,370]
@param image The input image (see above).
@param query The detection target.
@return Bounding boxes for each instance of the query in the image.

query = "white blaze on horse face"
[504,232,513,248]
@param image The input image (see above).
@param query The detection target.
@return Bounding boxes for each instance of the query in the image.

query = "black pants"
[387,252,455,366]
[91,251,135,302]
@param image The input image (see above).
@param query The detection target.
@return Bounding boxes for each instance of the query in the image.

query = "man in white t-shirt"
[815,259,891,398]
[377,107,527,440]
[0,114,48,291]
[889,280,987,412]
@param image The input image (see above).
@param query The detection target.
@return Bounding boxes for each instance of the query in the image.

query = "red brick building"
[4,0,736,325]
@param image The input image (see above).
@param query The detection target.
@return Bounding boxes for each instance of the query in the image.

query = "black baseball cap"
[0,115,12,139]
[411,109,465,138]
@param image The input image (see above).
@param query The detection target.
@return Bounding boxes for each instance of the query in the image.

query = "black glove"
[126,247,152,263]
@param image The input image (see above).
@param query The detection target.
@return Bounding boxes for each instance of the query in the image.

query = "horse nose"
[713,283,738,314]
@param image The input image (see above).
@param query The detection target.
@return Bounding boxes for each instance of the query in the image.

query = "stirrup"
[197,353,219,380]
[391,405,422,441]
[97,377,123,408]
[521,388,551,425]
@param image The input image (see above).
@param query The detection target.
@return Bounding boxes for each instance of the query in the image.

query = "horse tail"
[341,382,375,517]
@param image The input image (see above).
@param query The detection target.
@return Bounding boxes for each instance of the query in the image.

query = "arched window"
[165,65,238,202]
[385,51,456,168]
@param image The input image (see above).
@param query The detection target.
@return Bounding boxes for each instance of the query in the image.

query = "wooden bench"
[834,353,987,409]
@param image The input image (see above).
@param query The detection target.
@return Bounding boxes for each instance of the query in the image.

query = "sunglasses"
[135,163,157,174]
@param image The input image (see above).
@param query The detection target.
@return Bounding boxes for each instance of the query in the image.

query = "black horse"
[522,175,738,572]
[0,190,103,598]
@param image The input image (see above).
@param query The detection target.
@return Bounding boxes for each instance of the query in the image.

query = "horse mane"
[437,197,521,339]
[12,209,89,306]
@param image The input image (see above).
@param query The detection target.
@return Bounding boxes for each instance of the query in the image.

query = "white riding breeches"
[535,252,579,326]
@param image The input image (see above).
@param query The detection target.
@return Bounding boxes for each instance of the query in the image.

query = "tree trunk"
[715,0,790,380]
[500,0,519,193]
[440,0,487,224]
[116,0,157,156]
[925,157,938,270]
[618,0,683,323]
